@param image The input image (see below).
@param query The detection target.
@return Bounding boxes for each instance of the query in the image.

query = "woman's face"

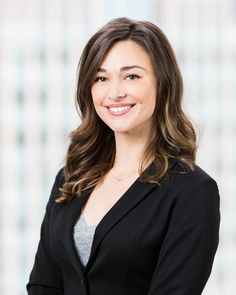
[91,40,157,135]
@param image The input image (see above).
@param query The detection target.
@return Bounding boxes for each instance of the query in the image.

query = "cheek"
[91,87,102,106]
[139,89,157,118]
[91,85,109,108]
[135,85,157,108]
[145,82,157,110]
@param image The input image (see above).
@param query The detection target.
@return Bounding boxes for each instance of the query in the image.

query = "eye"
[125,74,140,80]
[94,76,107,83]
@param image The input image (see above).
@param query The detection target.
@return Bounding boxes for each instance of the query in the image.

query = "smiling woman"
[27,17,220,295]
[57,17,198,200]
[91,40,157,134]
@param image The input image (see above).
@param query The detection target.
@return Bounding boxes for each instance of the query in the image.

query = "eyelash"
[94,74,140,83]
[125,74,140,80]
[94,76,107,82]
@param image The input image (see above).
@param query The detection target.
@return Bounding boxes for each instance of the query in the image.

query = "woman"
[27,17,220,295]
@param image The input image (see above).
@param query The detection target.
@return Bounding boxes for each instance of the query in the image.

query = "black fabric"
[27,162,220,295]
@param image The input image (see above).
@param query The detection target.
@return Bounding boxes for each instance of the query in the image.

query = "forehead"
[100,40,154,70]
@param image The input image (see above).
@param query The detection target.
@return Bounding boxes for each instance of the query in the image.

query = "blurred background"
[0,0,235,294]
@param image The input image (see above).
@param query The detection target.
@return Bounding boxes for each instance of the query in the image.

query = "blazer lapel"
[85,162,159,271]
[61,160,177,274]
[61,189,92,274]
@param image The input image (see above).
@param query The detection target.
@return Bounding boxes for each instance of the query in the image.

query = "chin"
[108,125,132,133]
[111,128,130,133]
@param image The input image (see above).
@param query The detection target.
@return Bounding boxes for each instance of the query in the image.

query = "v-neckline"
[81,210,98,228]
[61,160,177,274]
[81,173,141,229]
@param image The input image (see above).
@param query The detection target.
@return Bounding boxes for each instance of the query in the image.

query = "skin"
[91,40,157,135]
[83,41,158,225]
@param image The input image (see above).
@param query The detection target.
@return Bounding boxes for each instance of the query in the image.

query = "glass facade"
[0,0,235,294]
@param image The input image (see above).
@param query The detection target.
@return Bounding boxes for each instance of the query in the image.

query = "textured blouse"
[73,212,97,267]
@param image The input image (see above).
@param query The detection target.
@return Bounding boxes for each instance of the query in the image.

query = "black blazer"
[27,161,220,295]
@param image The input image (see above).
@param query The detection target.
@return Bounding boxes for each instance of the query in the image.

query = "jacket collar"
[60,160,177,275]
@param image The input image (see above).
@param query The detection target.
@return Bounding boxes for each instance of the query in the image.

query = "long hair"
[57,17,197,203]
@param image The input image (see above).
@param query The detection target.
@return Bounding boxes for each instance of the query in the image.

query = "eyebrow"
[97,65,147,72]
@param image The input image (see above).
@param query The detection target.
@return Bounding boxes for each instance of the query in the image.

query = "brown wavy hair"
[57,17,197,203]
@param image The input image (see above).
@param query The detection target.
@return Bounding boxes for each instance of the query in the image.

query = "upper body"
[27,161,220,295]
[27,17,220,294]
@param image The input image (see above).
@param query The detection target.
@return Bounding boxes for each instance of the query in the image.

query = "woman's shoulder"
[54,167,65,186]
[47,167,65,205]
[171,161,217,184]
[166,161,220,230]
[167,161,219,201]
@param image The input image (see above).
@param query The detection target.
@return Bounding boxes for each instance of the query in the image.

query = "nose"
[108,79,127,101]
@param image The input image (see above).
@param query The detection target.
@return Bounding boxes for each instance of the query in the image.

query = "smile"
[107,104,135,116]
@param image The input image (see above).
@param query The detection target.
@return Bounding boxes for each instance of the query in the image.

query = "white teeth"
[109,105,132,113]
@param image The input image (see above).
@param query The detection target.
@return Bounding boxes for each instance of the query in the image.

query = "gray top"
[73,212,97,267]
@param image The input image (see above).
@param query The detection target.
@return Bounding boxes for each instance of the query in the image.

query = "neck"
[112,131,151,174]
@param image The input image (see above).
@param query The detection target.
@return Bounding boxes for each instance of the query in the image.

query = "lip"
[105,103,135,116]
[105,103,135,108]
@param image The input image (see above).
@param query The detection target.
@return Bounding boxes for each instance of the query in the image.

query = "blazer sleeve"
[147,176,220,295]
[26,169,64,295]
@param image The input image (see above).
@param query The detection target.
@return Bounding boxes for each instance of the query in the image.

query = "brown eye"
[94,76,107,83]
[126,74,140,80]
